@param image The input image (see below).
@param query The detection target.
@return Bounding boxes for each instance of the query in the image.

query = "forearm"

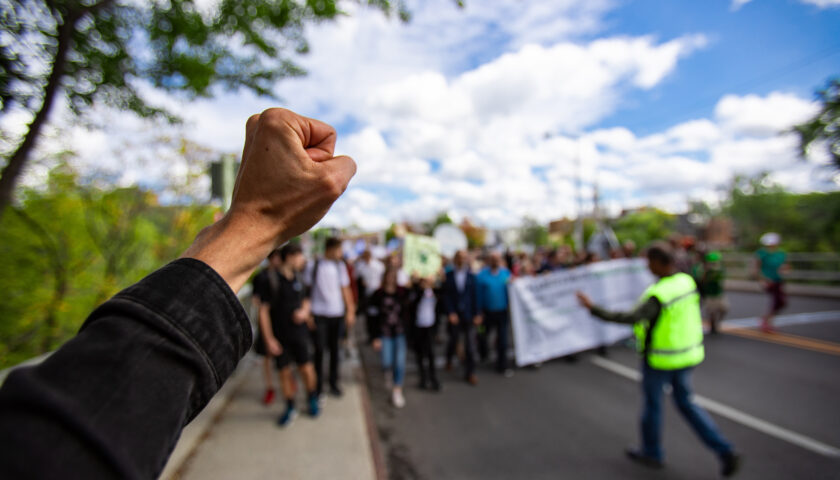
[182,212,277,294]
[0,259,251,479]
[258,305,275,343]
[342,287,355,315]
[590,297,660,325]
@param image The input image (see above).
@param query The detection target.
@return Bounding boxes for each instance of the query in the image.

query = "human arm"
[293,298,311,325]
[576,292,661,325]
[259,303,282,356]
[0,108,355,479]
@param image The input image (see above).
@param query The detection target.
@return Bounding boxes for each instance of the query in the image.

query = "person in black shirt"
[252,250,282,405]
[0,108,357,478]
[259,244,320,426]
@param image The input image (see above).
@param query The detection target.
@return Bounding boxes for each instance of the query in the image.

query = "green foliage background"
[0,163,216,369]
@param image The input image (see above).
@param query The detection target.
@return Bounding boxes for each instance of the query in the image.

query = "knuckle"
[258,108,291,131]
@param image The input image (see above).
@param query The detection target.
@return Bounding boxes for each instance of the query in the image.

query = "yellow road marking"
[723,327,840,356]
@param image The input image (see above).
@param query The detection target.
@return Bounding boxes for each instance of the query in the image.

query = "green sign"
[403,233,442,278]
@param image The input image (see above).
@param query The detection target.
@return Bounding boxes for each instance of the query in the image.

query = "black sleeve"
[0,258,252,480]
[590,296,662,325]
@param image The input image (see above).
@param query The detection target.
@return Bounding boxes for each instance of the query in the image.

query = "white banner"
[509,258,655,366]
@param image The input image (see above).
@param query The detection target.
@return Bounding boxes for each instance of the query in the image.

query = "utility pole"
[573,139,584,253]
[210,154,238,211]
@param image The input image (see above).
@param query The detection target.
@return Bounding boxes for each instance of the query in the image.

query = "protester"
[444,250,480,385]
[370,267,410,407]
[259,244,320,426]
[538,248,566,274]
[410,276,442,391]
[306,237,356,397]
[755,232,788,333]
[476,251,514,377]
[695,250,728,334]
[356,249,386,343]
[252,250,282,405]
[576,242,740,477]
[0,108,356,478]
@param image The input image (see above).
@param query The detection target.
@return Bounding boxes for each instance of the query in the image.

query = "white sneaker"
[392,389,405,408]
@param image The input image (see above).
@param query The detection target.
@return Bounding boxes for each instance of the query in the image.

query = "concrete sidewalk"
[162,352,380,480]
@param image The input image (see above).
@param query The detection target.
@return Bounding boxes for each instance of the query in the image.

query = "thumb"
[316,155,357,195]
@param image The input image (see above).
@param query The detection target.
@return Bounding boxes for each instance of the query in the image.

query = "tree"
[519,217,549,247]
[611,208,676,249]
[724,174,840,252]
[0,0,409,213]
[0,159,217,369]
[794,77,839,174]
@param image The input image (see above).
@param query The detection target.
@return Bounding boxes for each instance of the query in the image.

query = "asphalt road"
[359,291,840,480]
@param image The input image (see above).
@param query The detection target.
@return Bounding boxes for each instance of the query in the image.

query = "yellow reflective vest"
[634,272,705,370]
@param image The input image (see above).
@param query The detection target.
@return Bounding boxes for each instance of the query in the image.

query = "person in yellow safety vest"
[576,241,741,477]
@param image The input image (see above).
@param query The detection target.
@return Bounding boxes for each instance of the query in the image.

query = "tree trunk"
[0,11,78,216]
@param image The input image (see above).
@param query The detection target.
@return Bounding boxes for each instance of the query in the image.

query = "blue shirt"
[477,267,511,313]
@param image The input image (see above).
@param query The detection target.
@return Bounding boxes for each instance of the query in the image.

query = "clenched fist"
[183,109,356,292]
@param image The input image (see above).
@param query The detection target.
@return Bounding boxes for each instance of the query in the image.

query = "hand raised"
[231,108,356,245]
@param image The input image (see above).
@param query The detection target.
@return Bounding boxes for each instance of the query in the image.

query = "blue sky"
[32,0,840,230]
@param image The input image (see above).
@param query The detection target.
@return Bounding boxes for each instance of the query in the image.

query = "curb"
[356,349,388,480]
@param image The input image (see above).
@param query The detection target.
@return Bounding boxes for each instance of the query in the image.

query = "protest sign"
[403,233,442,278]
[509,258,655,366]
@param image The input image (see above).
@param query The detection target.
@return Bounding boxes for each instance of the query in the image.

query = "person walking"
[444,250,480,385]
[356,249,385,343]
[369,267,410,407]
[755,233,788,333]
[694,250,728,334]
[258,244,320,426]
[476,251,513,377]
[576,242,740,477]
[410,276,442,391]
[252,250,282,405]
[306,237,356,397]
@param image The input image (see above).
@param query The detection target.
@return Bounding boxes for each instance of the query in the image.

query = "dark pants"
[766,281,787,314]
[446,315,476,377]
[311,315,344,394]
[477,309,510,372]
[641,364,733,461]
[414,326,438,385]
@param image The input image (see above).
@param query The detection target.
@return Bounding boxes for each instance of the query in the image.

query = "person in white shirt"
[410,276,441,391]
[356,250,385,342]
[306,237,356,397]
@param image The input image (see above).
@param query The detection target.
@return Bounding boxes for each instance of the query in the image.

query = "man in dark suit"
[444,250,481,385]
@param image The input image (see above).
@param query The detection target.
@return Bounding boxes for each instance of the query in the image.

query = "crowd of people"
[249,230,768,424]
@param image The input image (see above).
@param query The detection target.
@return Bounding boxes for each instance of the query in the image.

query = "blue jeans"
[641,364,733,461]
[381,335,407,387]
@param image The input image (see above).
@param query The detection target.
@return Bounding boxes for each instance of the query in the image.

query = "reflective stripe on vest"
[636,272,705,370]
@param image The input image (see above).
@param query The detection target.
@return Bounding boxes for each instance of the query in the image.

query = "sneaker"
[721,452,741,477]
[262,389,275,405]
[308,395,320,418]
[392,389,406,408]
[329,385,343,397]
[277,407,297,427]
[625,448,663,469]
[503,369,514,378]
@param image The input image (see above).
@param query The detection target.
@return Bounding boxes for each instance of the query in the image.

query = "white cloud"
[715,92,817,137]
